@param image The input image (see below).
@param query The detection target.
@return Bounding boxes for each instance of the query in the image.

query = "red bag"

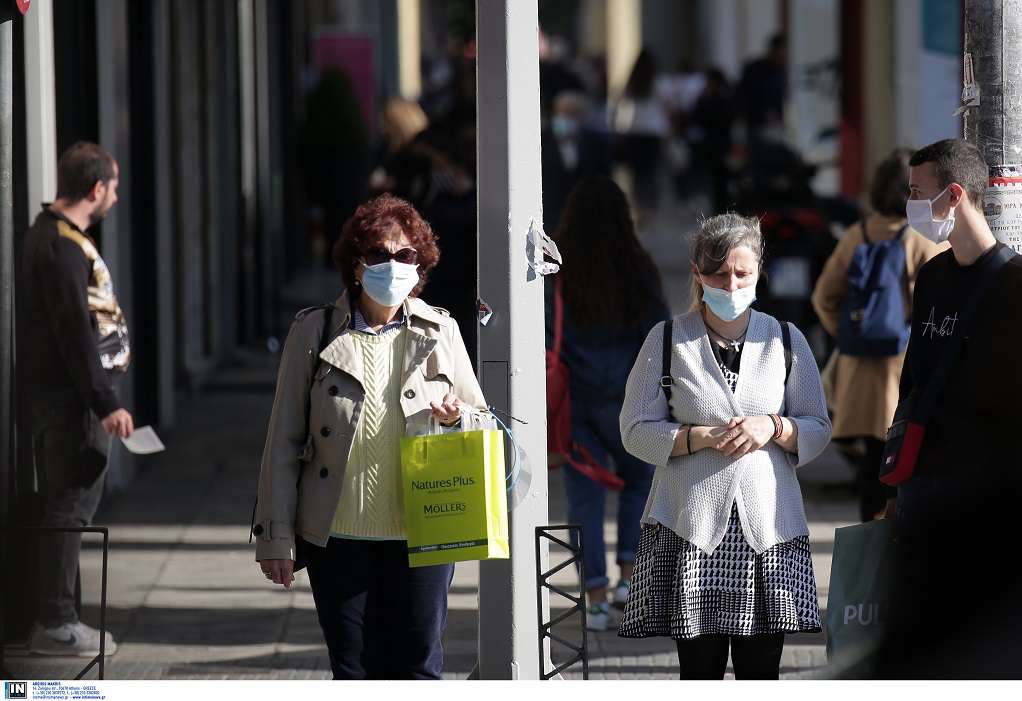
[546,278,624,490]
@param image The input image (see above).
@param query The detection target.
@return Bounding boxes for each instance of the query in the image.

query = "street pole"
[964,0,1022,252]
[1,7,16,658]
[475,0,550,680]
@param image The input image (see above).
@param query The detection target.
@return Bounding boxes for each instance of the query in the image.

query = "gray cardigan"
[619,310,832,554]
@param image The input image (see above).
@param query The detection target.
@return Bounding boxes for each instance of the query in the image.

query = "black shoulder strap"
[660,319,674,403]
[318,305,336,354]
[860,218,870,244]
[780,319,792,384]
[913,246,1015,422]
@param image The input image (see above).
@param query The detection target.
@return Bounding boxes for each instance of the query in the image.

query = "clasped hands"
[679,415,778,459]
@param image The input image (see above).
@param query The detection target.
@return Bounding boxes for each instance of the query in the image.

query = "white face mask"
[906,185,956,244]
[701,282,758,322]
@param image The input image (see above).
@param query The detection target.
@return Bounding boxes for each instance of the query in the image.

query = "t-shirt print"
[919,306,959,340]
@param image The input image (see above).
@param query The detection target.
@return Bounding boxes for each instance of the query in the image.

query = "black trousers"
[30,395,109,628]
[675,633,785,680]
[303,536,454,680]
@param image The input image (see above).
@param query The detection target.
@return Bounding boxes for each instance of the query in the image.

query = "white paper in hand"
[120,426,166,455]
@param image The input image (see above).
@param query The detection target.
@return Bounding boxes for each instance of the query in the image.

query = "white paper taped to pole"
[120,426,166,455]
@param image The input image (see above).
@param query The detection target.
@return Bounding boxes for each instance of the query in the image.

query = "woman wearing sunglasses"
[252,194,486,679]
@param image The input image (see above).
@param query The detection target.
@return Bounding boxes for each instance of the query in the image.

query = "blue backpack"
[837,221,910,357]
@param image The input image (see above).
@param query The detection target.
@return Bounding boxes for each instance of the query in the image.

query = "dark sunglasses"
[361,247,419,266]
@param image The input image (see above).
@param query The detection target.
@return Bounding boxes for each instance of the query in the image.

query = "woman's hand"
[714,416,776,458]
[430,393,462,426]
[260,559,295,589]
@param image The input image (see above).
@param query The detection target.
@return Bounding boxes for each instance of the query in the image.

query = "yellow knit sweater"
[331,328,408,538]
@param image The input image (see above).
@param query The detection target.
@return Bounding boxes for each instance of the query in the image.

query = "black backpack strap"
[318,304,336,354]
[780,319,792,385]
[660,319,674,403]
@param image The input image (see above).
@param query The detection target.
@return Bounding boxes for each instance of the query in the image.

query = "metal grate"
[535,525,588,680]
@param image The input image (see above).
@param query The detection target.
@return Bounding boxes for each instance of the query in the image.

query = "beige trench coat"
[811,215,944,441]
[252,291,486,561]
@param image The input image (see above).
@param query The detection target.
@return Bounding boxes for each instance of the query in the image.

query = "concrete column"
[607,0,642,99]
[476,0,549,680]
[863,0,897,182]
[578,0,607,56]
[24,0,56,218]
[238,0,258,344]
[96,0,136,489]
[696,0,780,81]
[895,0,923,148]
[151,0,177,427]
[397,0,421,99]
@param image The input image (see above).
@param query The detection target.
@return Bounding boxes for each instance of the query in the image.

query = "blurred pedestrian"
[874,139,1022,677]
[546,176,668,631]
[253,195,487,679]
[618,213,832,679]
[811,148,943,522]
[613,48,670,219]
[22,142,132,657]
[541,92,612,234]
[689,68,736,213]
[739,33,788,150]
[368,97,431,201]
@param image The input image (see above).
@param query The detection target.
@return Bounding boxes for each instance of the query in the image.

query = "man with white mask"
[890,139,1022,517]
[874,139,1022,677]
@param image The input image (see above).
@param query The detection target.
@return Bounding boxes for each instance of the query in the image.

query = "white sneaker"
[29,621,118,657]
[611,579,630,610]
[586,602,611,632]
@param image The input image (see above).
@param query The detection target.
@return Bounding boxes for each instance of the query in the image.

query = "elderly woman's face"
[697,245,759,293]
[356,229,415,283]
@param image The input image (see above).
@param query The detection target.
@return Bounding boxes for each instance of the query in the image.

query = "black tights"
[675,633,785,680]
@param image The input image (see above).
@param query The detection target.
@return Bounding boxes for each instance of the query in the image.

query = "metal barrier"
[535,525,588,680]
[0,526,109,680]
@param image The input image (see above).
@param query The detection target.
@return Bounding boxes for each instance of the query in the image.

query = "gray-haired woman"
[617,213,832,679]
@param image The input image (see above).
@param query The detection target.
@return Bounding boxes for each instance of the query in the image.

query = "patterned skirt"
[618,503,821,640]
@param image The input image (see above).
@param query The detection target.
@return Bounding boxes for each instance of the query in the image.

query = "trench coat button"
[328,385,339,396]
[319,467,328,478]
[252,524,263,536]
[320,426,332,437]
[404,389,416,399]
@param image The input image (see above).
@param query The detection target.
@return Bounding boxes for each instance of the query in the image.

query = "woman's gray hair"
[689,212,764,311]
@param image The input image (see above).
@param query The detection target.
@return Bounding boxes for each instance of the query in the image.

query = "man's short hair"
[56,141,117,203]
[909,139,988,208]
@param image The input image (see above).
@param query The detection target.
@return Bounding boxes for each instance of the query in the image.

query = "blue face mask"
[701,283,757,322]
[360,261,420,307]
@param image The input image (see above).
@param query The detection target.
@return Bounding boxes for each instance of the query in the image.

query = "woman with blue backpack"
[811,148,943,522]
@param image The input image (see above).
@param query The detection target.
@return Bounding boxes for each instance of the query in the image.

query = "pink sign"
[314,33,375,135]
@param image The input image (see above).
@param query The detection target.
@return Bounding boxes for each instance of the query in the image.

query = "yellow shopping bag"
[400,424,509,568]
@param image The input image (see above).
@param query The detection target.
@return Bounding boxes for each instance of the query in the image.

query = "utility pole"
[964,0,1022,252]
[1,0,29,661]
[475,0,550,680]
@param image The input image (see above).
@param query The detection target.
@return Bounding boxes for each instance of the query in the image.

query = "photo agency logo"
[4,681,28,699]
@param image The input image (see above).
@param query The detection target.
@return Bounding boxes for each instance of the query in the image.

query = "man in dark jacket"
[21,141,133,657]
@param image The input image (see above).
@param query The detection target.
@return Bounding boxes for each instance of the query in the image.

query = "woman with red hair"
[252,194,486,679]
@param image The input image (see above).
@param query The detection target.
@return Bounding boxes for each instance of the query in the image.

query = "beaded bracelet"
[770,414,783,441]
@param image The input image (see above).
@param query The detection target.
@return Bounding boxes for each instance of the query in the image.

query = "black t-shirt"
[900,242,1022,474]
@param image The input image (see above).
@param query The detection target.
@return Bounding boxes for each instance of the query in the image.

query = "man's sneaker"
[29,622,118,657]
[611,579,631,610]
[585,602,611,632]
